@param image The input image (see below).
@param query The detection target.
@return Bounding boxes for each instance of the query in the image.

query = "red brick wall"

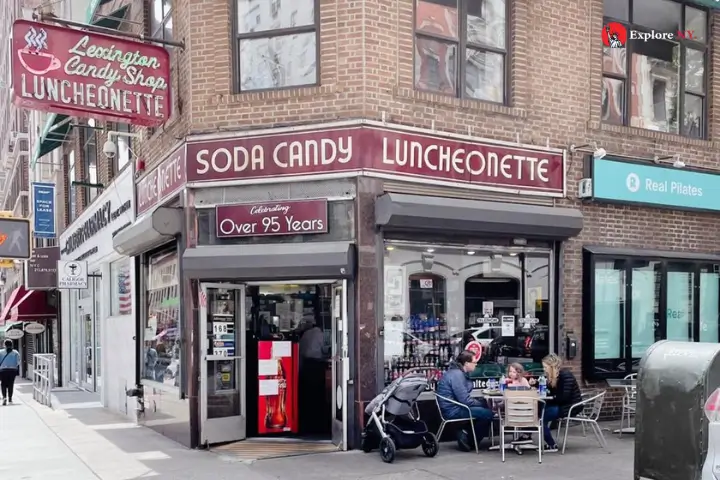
[59,0,720,412]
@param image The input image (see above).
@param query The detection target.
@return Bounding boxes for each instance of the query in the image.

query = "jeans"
[448,404,494,445]
[542,405,561,447]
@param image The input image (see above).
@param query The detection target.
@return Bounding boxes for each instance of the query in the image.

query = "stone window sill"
[209,85,337,107]
[588,121,719,149]
[393,87,527,119]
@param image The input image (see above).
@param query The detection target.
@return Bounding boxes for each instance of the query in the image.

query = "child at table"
[506,363,530,388]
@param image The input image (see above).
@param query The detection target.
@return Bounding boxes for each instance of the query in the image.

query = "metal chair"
[559,390,608,454]
[500,390,545,463]
[620,373,637,437]
[434,393,480,454]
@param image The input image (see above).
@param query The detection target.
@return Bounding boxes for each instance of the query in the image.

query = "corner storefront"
[579,156,720,381]
[114,119,583,451]
[59,167,135,411]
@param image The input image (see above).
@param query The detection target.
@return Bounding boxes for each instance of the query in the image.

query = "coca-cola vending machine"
[257,341,299,434]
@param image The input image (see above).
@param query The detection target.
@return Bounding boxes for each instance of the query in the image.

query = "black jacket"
[547,369,583,417]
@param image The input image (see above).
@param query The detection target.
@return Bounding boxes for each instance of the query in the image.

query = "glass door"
[330,280,348,450]
[665,263,695,343]
[199,283,246,445]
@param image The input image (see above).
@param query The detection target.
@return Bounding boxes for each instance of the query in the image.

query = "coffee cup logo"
[18,26,61,76]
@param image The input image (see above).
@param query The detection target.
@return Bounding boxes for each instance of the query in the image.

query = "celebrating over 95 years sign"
[215,200,328,238]
[12,20,171,126]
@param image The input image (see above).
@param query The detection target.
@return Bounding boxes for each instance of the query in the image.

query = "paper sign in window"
[259,379,279,396]
[272,341,292,358]
[258,359,277,376]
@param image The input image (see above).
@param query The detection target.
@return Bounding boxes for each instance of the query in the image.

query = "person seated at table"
[436,350,494,452]
[506,363,530,388]
[527,353,583,452]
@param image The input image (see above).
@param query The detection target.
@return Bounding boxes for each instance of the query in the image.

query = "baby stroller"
[361,370,439,463]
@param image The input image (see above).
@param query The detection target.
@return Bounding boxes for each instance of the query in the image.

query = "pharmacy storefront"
[60,168,135,397]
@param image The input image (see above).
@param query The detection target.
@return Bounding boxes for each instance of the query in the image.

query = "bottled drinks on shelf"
[386,313,454,387]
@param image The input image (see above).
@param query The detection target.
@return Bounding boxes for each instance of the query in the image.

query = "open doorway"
[244,283,336,441]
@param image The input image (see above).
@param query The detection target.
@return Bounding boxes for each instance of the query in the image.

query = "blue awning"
[32,3,129,167]
[690,0,720,9]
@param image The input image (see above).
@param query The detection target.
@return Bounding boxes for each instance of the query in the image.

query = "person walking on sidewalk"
[0,339,20,405]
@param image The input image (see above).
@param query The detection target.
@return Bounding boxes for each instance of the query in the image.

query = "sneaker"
[2,398,6,406]
[7,398,11,404]
[457,430,472,452]
[544,444,559,453]
[512,434,533,445]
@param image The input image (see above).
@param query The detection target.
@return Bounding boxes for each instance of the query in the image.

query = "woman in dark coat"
[539,353,582,451]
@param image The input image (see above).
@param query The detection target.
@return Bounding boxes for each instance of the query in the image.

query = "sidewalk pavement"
[1,381,634,480]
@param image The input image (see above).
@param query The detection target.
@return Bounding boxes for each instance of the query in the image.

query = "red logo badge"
[602,22,627,48]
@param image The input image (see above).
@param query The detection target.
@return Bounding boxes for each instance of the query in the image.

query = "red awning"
[0,286,27,326]
[9,290,56,324]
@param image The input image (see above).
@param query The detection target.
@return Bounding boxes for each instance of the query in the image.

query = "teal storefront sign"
[689,0,720,10]
[592,158,720,212]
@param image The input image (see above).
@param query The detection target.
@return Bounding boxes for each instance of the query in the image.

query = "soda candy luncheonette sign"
[137,124,566,213]
[12,20,171,126]
[185,125,566,195]
[215,200,328,238]
[136,145,186,215]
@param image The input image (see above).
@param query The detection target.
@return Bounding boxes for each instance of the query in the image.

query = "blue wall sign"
[592,158,720,212]
[32,182,56,238]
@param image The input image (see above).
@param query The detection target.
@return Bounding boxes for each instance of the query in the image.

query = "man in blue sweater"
[436,350,494,451]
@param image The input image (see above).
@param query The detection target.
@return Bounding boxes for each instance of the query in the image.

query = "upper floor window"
[67,151,76,223]
[414,0,507,104]
[82,120,98,206]
[602,0,708,138]
[235,0,318,92]
[151,0,173,41]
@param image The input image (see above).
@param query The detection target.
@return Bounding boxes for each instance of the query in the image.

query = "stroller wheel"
[379,437,396,463]
[421,433,439,458]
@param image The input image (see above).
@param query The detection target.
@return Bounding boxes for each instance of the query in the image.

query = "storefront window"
[584,250,720,379]
[700,268,720,343]
[594,260,625,362]
[110,259,133,316]
[143,249,180,387]
[382,242,553,386]
[630,261,659,358]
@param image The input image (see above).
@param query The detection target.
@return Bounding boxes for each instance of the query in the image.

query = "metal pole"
[36,13,186,50]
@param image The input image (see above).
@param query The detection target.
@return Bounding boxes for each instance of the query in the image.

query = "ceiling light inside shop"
[385,246,395,251]
[509,252,518,256]
[467,251,476,255]
[426,248,435,253]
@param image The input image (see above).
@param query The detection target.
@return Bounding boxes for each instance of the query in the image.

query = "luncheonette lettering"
[19,34,168,120]
[381,137,550,183]
[194,136,354,176]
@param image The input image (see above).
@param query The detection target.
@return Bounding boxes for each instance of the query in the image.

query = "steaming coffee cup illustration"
[19,26,58,75]
[18,49,61,75]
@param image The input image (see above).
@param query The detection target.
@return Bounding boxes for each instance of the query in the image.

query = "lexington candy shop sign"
[136,145,187,215]
[185,124,566,196]
[216,200,328,238]
[12,20,171,126]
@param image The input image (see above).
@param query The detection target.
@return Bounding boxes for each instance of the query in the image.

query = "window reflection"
[382,243,552,386]
[143,250,180,387]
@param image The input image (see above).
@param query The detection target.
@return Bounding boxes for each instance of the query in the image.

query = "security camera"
[103,140,117,159]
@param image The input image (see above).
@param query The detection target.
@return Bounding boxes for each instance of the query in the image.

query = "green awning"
[31,4,129,168]
[93,5,129,29]
[33,115,72,163]
[689,0,720,9]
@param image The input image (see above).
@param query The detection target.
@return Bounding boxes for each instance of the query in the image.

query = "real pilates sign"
[12,19,171,127]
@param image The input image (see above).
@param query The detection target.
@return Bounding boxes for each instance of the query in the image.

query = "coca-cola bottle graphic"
[265,359,288,430]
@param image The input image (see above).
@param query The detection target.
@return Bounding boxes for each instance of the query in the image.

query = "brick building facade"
[36,0,720,451]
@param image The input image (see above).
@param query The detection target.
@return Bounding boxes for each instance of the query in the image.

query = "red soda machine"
[257,341,300,434]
